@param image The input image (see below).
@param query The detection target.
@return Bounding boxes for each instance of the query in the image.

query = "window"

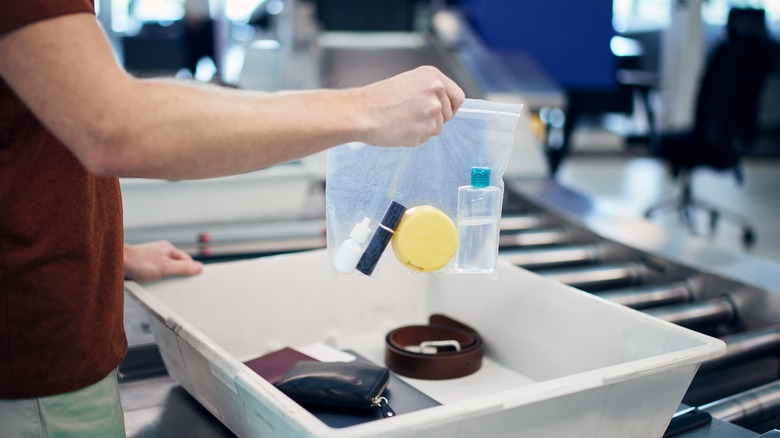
[613,0,780,32]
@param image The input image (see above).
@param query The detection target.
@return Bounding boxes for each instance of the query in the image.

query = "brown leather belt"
[384,314,484,380]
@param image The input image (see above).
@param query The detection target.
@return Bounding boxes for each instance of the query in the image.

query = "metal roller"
[539,263,645,291]
[499,213,549,232]
[499,244,601,270]
[499,228,570,248]
[700,379,780,429]
[594,281,694,310]
[645,297,737,329]
[699,325,780,373]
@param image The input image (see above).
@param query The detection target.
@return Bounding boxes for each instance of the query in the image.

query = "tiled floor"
[555,154,780,264]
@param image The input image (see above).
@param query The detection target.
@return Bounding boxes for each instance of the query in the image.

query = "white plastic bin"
[125,250,725,438]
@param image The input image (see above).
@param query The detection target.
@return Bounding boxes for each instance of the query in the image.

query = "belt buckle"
[405,339,462,354]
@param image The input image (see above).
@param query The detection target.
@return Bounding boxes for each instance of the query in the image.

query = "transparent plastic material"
[326,99,523,278]
[457,167,502,274]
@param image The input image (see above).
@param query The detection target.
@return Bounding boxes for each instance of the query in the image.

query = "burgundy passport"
[243,347,318,384]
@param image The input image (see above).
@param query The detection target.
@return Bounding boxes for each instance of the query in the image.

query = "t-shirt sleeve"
[0,0,95,37]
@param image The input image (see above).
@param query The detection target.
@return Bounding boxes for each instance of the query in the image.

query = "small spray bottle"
[333,217,372,274]
[457,167,502,273]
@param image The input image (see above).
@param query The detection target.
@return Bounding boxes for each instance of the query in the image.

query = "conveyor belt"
[499,181,780,435]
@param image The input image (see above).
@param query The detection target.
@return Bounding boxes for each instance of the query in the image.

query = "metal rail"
[701,380,780,429]
[499,228,570,248]
[700,326,780,373]
[645,297,737,329]
[540,263,646,291]
[499,213,549,232]
[499,244,601,270]
[595,281,694,310]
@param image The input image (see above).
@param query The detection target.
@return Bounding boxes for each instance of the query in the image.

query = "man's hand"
[358,65,466,147]
[124,241,204,282]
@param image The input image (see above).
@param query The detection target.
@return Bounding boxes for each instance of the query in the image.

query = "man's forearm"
[95,79,369,179]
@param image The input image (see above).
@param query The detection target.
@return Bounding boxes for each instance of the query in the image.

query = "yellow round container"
[391,206,458,272]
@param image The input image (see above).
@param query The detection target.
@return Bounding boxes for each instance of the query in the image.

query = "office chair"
[644,8,779,247]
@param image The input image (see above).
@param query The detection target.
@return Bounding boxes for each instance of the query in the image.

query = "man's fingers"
[167,246,194,261]
[158,241,203,276]
[165,259,204,277]
[440,72,465,116]
[437,85,454,123]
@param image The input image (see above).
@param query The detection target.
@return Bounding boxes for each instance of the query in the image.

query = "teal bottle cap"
[470,167,491,188]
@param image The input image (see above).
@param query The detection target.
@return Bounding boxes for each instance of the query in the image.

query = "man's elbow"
[80,150,121,177]
[77,126,133,177]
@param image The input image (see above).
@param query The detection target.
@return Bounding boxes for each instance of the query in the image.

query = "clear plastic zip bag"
[326,99,523,278]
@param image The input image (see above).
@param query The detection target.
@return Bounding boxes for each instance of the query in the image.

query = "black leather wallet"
[275,361,395,418]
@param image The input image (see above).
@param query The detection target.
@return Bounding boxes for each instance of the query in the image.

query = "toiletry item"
[457,167,502,273]
[333,217,372,274]
[391,206,458,272]
[357,201,407,276]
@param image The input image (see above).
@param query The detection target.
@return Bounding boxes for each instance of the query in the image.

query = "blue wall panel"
[460,0,616,90]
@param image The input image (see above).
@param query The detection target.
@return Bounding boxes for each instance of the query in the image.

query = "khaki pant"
[0,370,125,438]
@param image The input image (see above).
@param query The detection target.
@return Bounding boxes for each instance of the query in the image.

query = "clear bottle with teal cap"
[457,167,502,273]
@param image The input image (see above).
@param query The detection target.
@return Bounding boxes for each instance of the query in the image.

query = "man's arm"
[0,13,465,180]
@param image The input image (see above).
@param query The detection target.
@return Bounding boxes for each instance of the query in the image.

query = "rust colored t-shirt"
[0,0,127,398]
